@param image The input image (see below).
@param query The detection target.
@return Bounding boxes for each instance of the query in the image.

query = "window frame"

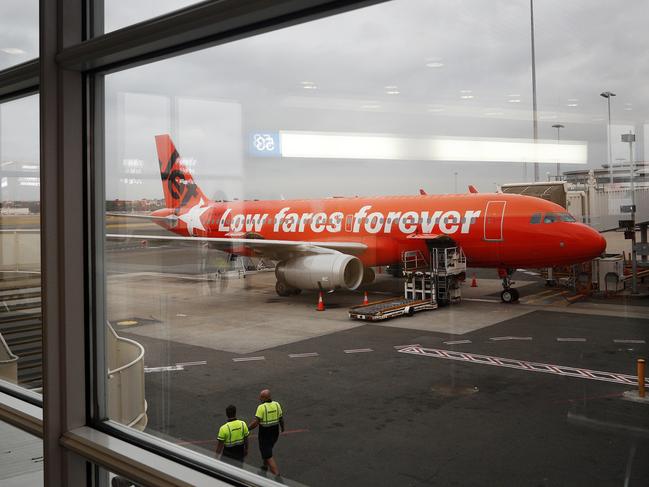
[0,0,388,485]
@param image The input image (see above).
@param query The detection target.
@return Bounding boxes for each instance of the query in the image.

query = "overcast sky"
[2,0,649,201]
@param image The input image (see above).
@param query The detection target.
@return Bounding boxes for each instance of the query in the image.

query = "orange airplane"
[108,134,606,303]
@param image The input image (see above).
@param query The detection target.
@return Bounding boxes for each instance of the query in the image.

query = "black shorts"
[258,425,280,460]
[222,444,245,462]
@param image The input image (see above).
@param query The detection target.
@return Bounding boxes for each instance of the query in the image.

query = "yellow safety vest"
[217,419,249,447]
[255,401,283,427]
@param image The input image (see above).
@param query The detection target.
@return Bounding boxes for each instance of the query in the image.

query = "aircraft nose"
[596,232,607,255]
[584,227,607,258]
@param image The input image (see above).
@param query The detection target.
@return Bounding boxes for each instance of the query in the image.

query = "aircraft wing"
[106,212,177,221]
[106,233,367,261]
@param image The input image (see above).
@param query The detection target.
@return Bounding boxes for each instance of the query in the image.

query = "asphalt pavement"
[123,310,649,487]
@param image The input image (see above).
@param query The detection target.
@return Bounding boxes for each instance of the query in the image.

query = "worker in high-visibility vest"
[215,404,249,463]
[248,389,284,475]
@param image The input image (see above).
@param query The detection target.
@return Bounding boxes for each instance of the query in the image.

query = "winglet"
[419,188,428,195]
[468,185,478,194]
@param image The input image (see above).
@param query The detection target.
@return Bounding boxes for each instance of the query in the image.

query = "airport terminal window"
[0,95,41,395]
[103,0,205,33]
[97,1,649,486]
[0,1,38,71]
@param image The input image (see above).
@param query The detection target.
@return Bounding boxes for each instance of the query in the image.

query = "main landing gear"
[498,268,519,303]
[275,280,301,297]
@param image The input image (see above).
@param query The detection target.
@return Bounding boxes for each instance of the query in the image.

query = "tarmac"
[106,243,649,487]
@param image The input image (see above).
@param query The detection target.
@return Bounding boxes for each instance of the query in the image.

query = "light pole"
[622,132,637,294]
[600,91,616,184]
[530,0,539,182]
[552,123,564,179]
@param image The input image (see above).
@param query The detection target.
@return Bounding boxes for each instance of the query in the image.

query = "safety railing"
[0,332,18,384]
[106,322,147,431]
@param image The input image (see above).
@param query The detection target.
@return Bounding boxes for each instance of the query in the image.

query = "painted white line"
[145,365,184,373]
[490,336,533,341]
[464,298,501,303]
[557,338,587,342]
[614,339,646,344]
[176,360,207,367]
[289,352,319,358]
[397,346,649,387]
[344,348,373,354]
[176,313,188,317]
[444,340,472,345]
[393,344,421,349]
[232,356,265,362]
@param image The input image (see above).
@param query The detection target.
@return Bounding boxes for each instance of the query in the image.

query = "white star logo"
[179,199,209,236]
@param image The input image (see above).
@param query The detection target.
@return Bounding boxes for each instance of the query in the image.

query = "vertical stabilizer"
[155,134,208,210]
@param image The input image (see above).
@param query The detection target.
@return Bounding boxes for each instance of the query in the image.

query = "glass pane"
[0,420,43,486]
[0,95,42,395]
[103,0,202,34]
[100,0,649,485]
[0,2,38,71]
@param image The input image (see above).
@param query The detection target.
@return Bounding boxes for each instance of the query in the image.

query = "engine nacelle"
[275,254,364,291]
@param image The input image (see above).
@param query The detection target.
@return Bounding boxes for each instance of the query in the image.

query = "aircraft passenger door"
[345,214,354,232]
[483,201,506,241]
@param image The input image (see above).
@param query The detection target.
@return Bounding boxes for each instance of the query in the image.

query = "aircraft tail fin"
[155,134,209,210]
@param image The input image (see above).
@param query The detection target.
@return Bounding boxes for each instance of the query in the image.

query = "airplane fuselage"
[153,192,606,269]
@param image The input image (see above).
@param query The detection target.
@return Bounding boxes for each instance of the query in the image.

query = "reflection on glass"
[0,95,42,395]
[101,1,649,485]
[0,420,43,486]
[104,0,202,34]
[0,2,38,71]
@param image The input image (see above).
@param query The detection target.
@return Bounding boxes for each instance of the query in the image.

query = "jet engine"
[275,254,364,293]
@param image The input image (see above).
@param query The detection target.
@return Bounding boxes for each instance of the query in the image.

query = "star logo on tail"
[179,198,209,236]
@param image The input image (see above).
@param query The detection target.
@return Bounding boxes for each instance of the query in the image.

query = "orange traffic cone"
[316,291,325,311]
[363,291,369,305]
[471,274,478,287]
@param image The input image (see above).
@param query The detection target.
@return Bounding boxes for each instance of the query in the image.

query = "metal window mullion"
[40,0,89,484]
[62,0,384,72]
[0,60,39,101]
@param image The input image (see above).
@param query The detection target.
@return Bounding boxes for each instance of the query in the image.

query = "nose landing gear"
[498,268,519,303]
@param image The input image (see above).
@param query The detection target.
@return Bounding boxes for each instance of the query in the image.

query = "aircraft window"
[530,213,542,224]
[543,213,558,223]
[559,212,576,222]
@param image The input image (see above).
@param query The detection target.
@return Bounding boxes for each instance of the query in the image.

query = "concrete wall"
[0,231,40,272]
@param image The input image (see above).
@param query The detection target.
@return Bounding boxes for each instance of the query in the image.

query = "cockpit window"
[558,212,576,222]
[543,213,558,224]
[542,212,576,223]
[530,212,542,224]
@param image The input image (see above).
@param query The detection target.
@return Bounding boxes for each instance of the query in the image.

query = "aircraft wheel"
[501,289,515,303]
[275,281,293,297]
[293,288,302,296]
[510,289,520,301]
